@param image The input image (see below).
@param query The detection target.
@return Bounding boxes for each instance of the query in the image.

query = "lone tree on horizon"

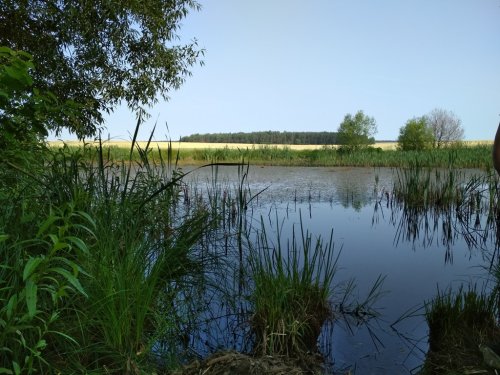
[426,108,464,148]
[397,117,435,151]
[336,110,377,151]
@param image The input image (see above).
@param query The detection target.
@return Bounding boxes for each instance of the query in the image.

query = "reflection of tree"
[331,169,380,211]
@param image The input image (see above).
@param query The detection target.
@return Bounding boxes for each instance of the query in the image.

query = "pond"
[182,165,496,374]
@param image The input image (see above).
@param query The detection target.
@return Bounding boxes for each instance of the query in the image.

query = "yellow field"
[48,140,493,151]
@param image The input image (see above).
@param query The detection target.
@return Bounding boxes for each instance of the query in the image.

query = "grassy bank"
[49,140,494,169]
[1,138,386,374]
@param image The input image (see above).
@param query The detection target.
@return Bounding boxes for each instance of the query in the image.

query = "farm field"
[48,139,493,151]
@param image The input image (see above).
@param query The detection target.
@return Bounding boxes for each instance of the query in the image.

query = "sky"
[54,0,500,142]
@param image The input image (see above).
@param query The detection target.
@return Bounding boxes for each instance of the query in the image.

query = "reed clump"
[421,286,500,374]
[247,218,339,357]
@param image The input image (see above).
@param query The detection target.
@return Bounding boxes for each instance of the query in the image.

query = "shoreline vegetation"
[1,138,384,374]
[49,140,495,169]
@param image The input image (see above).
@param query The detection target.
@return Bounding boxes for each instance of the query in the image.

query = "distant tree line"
[181,107,464,151]
[180,131,339,145]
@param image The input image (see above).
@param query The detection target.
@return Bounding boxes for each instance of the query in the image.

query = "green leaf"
[25,279,37,318]
[12,362,20,375]
[66,236,89,254]
[36,215,59,237]
[50,267,87,297]
[0,234,9,242]
[0,368,14,374]
[35,339,47,350]
[55,256,89,277]
[0,46,13,54]
[50,240,69,255]
[74,210,96,228]
[6,294,18,321]
[23,257,43,281]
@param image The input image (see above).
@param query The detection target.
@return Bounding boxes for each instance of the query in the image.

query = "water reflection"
[385,170,500,265]
[185,165,392,210]
[182,165,497,374]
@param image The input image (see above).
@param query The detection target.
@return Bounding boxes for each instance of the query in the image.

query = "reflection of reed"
[386,165,500,264]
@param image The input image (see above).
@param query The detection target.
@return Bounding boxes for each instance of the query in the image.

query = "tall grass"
[247,216,339,356]
[0,130,214,373]
[189,144,492,168]
[246,214,385,358]
[55,143,494,168]
[421,285,500,374]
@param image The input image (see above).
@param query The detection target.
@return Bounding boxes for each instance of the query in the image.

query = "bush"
[397,117,435,151]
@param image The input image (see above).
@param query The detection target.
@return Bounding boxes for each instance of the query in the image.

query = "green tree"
[336,110,377,150]
[0,47,81,149]
[0,0,203,138]
[397,117,435,151]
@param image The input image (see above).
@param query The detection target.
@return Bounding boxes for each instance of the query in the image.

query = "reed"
[247,216,339,357]
[391,161,495,212]
[0,127,214,373]
[53,143,494,168]
[421,286,500,374]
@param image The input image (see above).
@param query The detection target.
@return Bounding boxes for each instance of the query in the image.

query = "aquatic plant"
[421,285,500,374]
[52,142,494,169]
[247,217,339,357]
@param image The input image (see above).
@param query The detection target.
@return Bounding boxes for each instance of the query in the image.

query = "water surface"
[184,165,493,374]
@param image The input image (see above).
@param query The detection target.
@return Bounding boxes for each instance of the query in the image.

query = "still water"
[184,165,494,374]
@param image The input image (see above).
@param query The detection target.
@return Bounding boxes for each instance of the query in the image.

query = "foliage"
[426,108,464,148]
[0,205,95,375]
[0,46,81,148]
[45,141,212,373]
[336,110,377,151]
[0,133,213,373]
[397,117,435,151]
[0,1,203,137]
[180,131,339,145]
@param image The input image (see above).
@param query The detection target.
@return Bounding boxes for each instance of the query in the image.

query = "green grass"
[0,137,212,373]
[391,161,498,212]
[247,217,339,357]
[61,143,496,169]
[421,286,500,375]
[246,214,385,358]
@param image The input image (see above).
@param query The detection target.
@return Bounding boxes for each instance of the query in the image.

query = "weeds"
[421,285,500,374]
[52,143,494,169]
[0,205,95,374]
[247,216,338,356]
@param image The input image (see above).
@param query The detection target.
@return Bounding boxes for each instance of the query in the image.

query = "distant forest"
[180,131,339,145]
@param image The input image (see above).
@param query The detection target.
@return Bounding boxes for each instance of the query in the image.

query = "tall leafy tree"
[0,47,82,148]
[397,117,435,151]
[336,110,377,150]
[0,0,203,138]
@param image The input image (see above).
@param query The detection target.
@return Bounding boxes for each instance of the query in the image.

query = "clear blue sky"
[56,0,500,142]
